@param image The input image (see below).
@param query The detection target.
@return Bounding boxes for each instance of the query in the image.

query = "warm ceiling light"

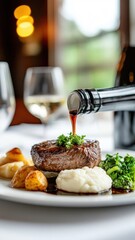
[14,5,31,19]
[16,22,34,37]
[17,16,34,26]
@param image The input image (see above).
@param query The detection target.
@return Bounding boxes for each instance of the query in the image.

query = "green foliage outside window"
[58,15,120,93]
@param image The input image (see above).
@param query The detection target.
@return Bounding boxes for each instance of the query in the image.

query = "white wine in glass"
[24,67,65,127]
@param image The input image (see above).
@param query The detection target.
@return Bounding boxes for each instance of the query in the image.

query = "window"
[53,0,120,93]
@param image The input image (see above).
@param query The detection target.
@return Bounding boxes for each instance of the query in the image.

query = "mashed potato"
[56,166,112,193]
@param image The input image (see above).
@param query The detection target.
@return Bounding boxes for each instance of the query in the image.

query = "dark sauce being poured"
[69,110,77,135]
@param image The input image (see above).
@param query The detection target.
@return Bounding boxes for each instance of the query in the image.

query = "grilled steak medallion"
[31,140,101,172]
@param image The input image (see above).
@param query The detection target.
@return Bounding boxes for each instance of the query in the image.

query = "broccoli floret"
[113,175,133,190]
[100,153,135,191]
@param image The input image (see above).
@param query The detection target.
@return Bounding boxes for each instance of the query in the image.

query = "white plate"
[0,149,135,208]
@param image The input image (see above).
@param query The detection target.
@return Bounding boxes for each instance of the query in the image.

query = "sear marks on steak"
[31,140,101,172]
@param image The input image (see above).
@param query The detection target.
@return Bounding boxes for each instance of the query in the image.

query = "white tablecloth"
[1,115,135,240]
[0,199,135,240]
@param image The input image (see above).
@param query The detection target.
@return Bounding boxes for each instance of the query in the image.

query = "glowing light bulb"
[16,22,34,37]
[17,16,34,26]
[14,5,31,19]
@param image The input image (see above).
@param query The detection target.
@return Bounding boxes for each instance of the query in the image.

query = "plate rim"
[0,179,135,208]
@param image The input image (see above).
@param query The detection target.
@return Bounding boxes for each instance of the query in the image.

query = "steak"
[31,140,101,172]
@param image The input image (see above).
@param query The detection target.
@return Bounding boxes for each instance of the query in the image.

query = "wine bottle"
[114,46,135,150]
[67,85,135,114]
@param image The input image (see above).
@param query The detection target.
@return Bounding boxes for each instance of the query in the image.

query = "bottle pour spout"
[67,91,81,114]
[67,89,100,114]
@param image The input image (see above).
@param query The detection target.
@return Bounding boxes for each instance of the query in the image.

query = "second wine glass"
[24,67,65,127]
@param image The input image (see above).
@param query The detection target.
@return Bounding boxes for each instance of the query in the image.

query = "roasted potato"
[0,161,24,179]
[6,148,33,166]
[25,170,48,191]
[11,165,37,188]
[0,148,33,166]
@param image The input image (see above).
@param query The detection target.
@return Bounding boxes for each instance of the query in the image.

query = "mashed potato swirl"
[56,166,112,193]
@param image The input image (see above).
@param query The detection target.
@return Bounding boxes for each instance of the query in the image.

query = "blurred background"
[0,0,133,125]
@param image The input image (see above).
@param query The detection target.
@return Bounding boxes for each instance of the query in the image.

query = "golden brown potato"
[25,170,48,191]
[6,148,33,166]
[0,148,33,166]
[11,165,37,188]
[0,161,24,179]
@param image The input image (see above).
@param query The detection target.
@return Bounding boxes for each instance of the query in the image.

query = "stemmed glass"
[0,62,16,132]
[23,67,65,130]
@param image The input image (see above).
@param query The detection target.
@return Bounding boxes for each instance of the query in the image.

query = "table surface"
[0,115,135,240]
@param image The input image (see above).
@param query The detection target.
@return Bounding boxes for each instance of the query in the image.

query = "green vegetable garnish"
[99,153,135,190]
[56,132,86,149]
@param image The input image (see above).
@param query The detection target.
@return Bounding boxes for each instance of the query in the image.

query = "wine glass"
[0,62,16,132]
[23,66,65,129]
